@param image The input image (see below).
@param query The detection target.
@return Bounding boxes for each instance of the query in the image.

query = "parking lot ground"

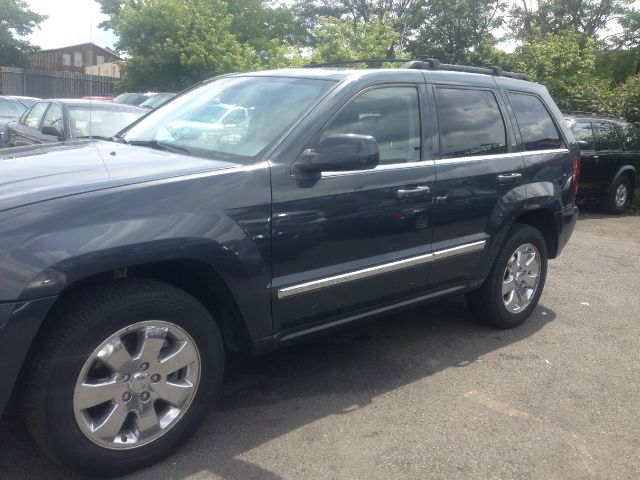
[1,210,639,480]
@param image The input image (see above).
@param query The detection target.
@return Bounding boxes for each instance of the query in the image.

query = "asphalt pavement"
[1,209,639,480]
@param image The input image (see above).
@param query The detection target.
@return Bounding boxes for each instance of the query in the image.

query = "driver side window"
[25,102,49,129]
[42,103,64,135]
[321,86,421,165]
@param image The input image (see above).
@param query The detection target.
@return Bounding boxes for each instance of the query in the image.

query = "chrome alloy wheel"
[73,321,200,450]
[502,243,541,314]
[615,183,628,208]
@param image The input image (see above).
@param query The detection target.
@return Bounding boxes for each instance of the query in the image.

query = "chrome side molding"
[277,240,486,299]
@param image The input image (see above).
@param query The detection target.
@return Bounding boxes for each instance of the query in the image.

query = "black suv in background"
[566,112,639,214]
[0,61,579,476]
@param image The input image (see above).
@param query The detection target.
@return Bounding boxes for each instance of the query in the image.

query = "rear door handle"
[396,185,431,199]
[497,173,523,185]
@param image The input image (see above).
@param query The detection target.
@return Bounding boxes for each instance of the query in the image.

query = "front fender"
[0,166,272,338]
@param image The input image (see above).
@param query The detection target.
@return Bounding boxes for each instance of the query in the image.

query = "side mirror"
[42,125,63,140]
[295,134,379,173]
[576,140,591,150]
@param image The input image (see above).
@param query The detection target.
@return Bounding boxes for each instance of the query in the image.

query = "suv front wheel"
[466,224,548,328]
[21,279,224,476]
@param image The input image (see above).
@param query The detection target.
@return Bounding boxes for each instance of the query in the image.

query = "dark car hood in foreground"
[0,140,239,213]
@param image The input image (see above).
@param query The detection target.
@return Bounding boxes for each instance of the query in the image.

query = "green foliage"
[407,0,506,64]
[96,0,640,125]
[109,0,256,91]
[509,0,631,40]
[510,30,604,111]
[0,0,46,66]
[310,15,402,64]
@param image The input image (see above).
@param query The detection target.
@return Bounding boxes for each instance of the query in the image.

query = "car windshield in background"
[140,94,175,109]
[0,99,27,117]
[69,107,144,138]
[113,93,149,106]
[122,77,333,160]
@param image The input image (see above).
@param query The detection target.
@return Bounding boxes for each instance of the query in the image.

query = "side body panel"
[424,73,528,288]
[269,72,437,334]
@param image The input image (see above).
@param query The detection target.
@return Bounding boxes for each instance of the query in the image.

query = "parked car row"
[0,91,178,148]
[0,96,40,147]
[4,99,145,146]
[1,93,637,216]
[113,91,175,108]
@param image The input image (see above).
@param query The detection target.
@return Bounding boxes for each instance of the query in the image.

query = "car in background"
[112,92,150,106]
[139,93,175,109]
[566,112,640,214]
[113,92,173,107]
[159,102,252,143]
[0,95,40,147]
[5,99,145,147]
[81,95,114,101]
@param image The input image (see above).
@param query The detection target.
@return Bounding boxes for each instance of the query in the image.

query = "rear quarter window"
[594,122,622,151]
[508,93,563,151]
[434,87,507,159]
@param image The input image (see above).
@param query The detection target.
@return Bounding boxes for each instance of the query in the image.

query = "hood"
[0,140,240,213]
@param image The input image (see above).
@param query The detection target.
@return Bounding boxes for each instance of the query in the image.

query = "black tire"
[603,176,632,215]
[21,278,225,477]
[466,224,548,329]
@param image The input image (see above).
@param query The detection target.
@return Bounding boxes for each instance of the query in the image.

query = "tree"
[0,0,46,66]
[510,30,604,111]
[310,15,403,64]
[509,0,632,41]
[104,0,256,91]
[407,0,506,64]
[294,0,425,54]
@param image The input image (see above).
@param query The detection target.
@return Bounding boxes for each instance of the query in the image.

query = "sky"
[22,0,117,50]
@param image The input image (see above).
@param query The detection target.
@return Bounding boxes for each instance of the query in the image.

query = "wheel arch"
[38,259,257,355]
[607,166,637,194]
[513,208,558,258]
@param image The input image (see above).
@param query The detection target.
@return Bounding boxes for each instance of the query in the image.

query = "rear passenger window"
[322,86,421,165]
[571,122,594,150]
[595,122,621,151]
[435,87,506,159]
[508,93,563,151]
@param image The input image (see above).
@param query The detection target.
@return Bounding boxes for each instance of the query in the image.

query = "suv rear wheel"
[466,224,548,328]
[604,176,632,215]
[21,279,224,476]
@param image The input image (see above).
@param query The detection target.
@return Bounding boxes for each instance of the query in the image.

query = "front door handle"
[497,173,523,185]
[396,185,431,199]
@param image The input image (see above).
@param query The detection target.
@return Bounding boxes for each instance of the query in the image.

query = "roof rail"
[401,57,530,81]
[303,58,413,68]
[303,57,531,81]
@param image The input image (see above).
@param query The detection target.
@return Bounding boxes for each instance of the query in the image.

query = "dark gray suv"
[0,61,579,476]
[566,112,639,214]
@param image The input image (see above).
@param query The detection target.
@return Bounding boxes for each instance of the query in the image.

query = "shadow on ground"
[0,295,556,480]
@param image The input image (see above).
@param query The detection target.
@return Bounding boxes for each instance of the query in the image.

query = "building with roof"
[33,43,121,77]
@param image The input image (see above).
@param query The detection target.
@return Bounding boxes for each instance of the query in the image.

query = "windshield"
[69,107,144,138]
[140,94,175,109]
[0,98,27,118]
[113,93,149,106]
[122,76,334,160]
